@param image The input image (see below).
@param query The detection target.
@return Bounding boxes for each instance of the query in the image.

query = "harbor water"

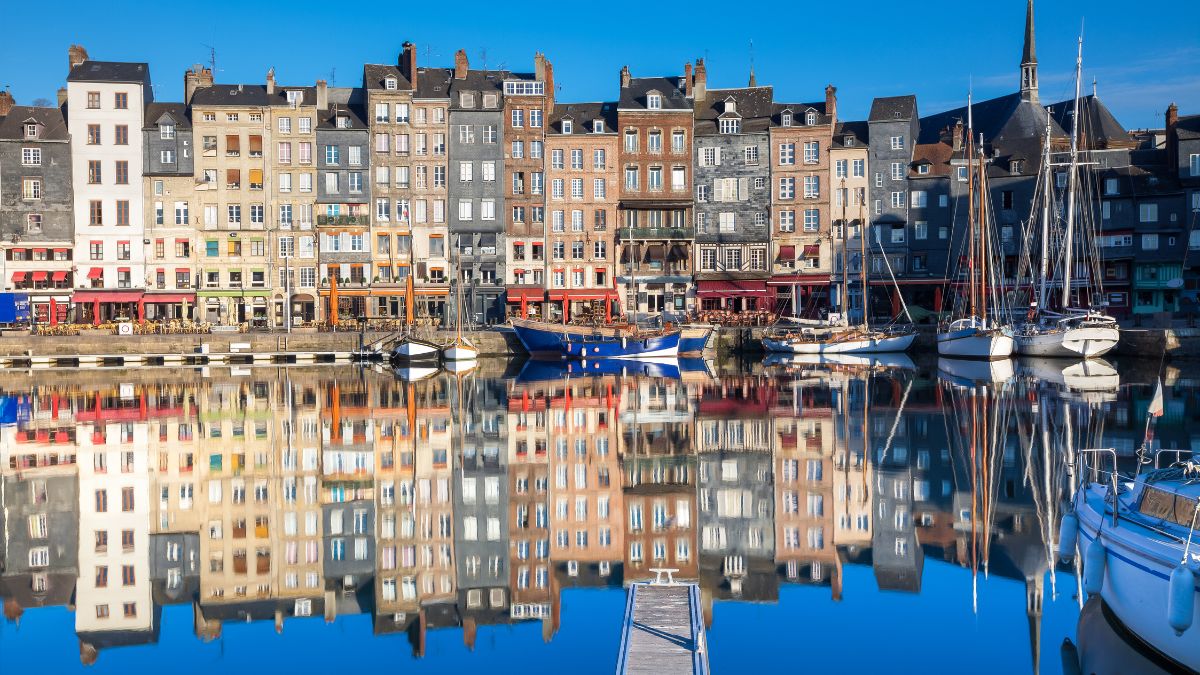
[0,355,1191,674]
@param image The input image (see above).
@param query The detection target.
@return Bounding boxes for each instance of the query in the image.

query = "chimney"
[693,59,707,103]
[544,59,555,110]
[454,49,469,80]
[316,79,328,111]
[184,65,212,105]
[67,44,89,73]
[684,63,693,98]
[534,52,546,82]
[620,66,631,90]
[0,88,14,117]
[1167,103,1179,174]
[265,68,275,95]
[401,42,417,89]
[825,84,838,122]
[56,87,68,108]
[953,119,964,152]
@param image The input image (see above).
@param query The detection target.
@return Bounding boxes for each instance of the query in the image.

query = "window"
[1191,154,1200,177]
[853,159,865,177]
[672,130,685,152]
[624,130,638,152]
[779,177,795,200]
[1140,203,1158,223]
[21,147,41,165]
[803,209,819,232]
[914,221,928,240]
[890,135,904,150]
[511,109,524,128]
[21,178,41,200]
[803,141,819,163]
[779,143,795,165]
[647,93,662,109]
[719,118,741,134]
[890,191,905,208]
[648,131,662,153]
[779,211,795,232]
[911,191,928,208]
[804,176,820,198]
[114,125,128,145]
[890,162,904,180]
[1142,233,1159,250]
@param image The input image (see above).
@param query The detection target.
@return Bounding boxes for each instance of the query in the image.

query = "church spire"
[748,67,756,88]
[1020,0,1039,101]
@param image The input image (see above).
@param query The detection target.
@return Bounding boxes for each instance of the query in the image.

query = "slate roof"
[619,76,689,111]
[143,102,190,131]
[1173,113,1200,141]
[1096,162,1182,197]
[695,87,774,135]
[414,67,453,100]
[448,70,507,110]
[317,87,368,129]
[772,101,831,128]
[869,95,917,123]
[0,106,70,140]
[1046,94,1132,148]
[190,83,272,107]
[268,85,317,107]
[910,142,955,178]
[549,101,618,134]
[67,60,150,85]
[363,63,412,92]
[832,120,869,149]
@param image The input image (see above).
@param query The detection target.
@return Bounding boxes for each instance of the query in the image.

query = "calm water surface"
[0,356,1183,673]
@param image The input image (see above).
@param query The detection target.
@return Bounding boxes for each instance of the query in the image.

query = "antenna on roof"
[329,68,336,88]
[201,44,222,76]
[479,48,488,72]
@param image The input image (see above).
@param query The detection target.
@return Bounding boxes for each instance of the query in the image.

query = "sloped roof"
[549,101,618,134]
[190,83,271,107]
[1176,114,1200,141]
[832,120,868,149]
[268,85,317,108]
[1047,94,1132,149]
[414,67,453,100]
[0,106,69,140]
[363,63,413,92]
[619,76,689,111]
[695,87,774,135]
[318,87,368,129]
[143,102,189,130]
[67,60,150,85]
[772,101,831,128]
[869,95,917,122]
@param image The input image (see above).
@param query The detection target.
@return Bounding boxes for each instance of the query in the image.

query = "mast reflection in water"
[0,358,1176,673]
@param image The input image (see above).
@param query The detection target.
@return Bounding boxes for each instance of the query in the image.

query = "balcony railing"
[618,226,695,240]
[317,215,370,226]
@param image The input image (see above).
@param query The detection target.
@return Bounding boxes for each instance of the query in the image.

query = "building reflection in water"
[0,360,1138,669]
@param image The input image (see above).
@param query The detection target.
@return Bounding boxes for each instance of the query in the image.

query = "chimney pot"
[67,44,89,73]
[56,87,68,108]
[1167,103,1180,173]
[684,63,693,98]
[402,42,418,90]
[266,67,275,95]
[620,66,631,90]
[316,80,329,110]
[0,89,14,117]
[825,84,838,122]
[692,60,706,103]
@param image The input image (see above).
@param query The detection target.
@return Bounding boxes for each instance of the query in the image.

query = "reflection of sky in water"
[0,361,1172,674]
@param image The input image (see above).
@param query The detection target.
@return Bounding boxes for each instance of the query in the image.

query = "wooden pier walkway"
[616,570,709,675]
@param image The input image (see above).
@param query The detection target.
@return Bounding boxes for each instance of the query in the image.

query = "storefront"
[196,290,272,327]
[506,287,545,320]
[71,290,145,325]
[546,289,620,323]
[695,279,774,313]
[142,292,197,322]
[767,274,833,318]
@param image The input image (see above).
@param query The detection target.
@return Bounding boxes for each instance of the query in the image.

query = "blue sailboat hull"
[511,319,680,360]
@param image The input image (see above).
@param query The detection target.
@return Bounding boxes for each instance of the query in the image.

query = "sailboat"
[763,189,915,354]
[937,94,1014,360]
[1013,37,1119,358]
[443,235,478,361]
[391,203,441,365]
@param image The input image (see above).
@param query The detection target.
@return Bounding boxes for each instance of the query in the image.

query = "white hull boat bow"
[936,321,1014,360]
[1014,322,1119,358]
[443,338,478,361]
[391,338,441,363]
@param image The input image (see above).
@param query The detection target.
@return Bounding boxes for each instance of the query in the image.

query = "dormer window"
[647,93,662,110]
[719,118,741,134]
[844,135,854,147]
[805,110,818,125]
[562,119,573,134]
[337,116,351,129]
[160,123,176,140]
[384,77,397,91]
[286,90,304,105]
[724,98,737,114]
[460,92,475,107]
[918,164,930,175]
[781,112,793,127]
[483,94,498,109]
[593,120,604,133]
[1010,160,1024,175]
[24,124,39,139]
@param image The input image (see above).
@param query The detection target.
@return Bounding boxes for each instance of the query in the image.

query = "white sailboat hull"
[392,339,440,362]
[1013,324,1119,358]
[937,357,1015,384]
[936,328,1014,360]
[443,342,478,361]
[762,332,915,354]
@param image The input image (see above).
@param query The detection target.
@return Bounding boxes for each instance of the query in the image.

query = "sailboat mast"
[967,93,977,319]
[1060,35,1084,309]
[840,179,849,323]
[978,136,990,324]
[1037,112,1053,311]
[859,199,869,331]
[406,208,415,327]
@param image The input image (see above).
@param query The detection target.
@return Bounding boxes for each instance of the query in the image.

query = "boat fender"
[582,347,588,356]
[621,336,627,350]
[1084,538,1107,595]
[1168,564,1196,635]
[1058,513,1079,562]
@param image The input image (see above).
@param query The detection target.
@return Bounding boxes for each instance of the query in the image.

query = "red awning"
[31,271,48,282]
[87,267,103,279]
[11,271,26,282]
[695,280,772,298]
[803,245,820,257]
[33,248,47,254]
[51,271,68,281]
[117,267,130,273]
[143,293,196,303]
[506,288,545,302]
[767,274,832,286]
[53,248,69,254]
[778,245,796,260]
[72,290,144,303]
[547,290,617,301]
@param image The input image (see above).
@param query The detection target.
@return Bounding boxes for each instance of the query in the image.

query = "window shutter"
[738,178,749,201]
[714,148,722,166]
[713,180,724,203]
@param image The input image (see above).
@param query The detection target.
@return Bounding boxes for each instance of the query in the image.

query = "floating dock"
[616,570,709,675]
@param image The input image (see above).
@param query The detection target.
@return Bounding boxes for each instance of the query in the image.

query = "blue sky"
[1,1,1198,130]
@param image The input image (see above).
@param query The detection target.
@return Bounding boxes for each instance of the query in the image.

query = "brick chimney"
[265,67,275,95]
[1166,102,1179,175]
[454,49,469,80]
[693,59,707,103]
[68,44,89,73]
[543,59,555,110]
[953,119,964,152]
[401,42,417,89]
[825,84,838,123]
[316,79,328,110]
[184,65,213,105]
[684,63,693,98]
[620,66,631,90]
[0,88,14,117]
[56,87,68,107]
